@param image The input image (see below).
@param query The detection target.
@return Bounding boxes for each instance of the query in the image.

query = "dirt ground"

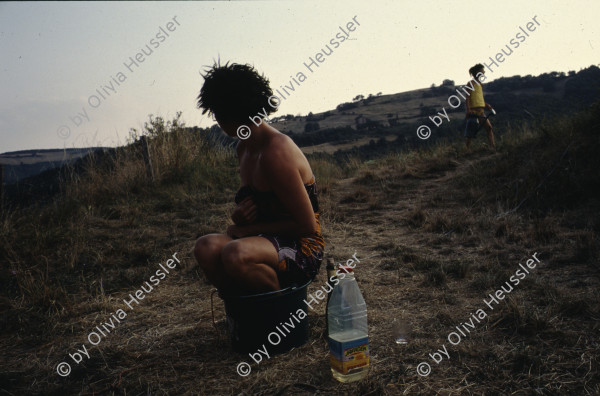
[2,134,599,395]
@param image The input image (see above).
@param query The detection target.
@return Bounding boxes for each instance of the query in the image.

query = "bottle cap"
[338,265,354,273]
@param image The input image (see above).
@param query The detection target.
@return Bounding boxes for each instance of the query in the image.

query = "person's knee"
[194,234,224,267]
[221,241,249,277]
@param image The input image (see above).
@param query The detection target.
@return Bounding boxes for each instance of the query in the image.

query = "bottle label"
[329,336,370,375]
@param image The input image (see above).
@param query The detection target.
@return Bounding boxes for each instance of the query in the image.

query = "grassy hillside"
[274,66,600,157]
[273,66,599,136]
[2,66,597,186]
[0,103,599,395]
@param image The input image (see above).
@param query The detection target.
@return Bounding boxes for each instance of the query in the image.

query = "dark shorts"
[464,108,485,138]
[464,118,480,138]
[259,233,324,288]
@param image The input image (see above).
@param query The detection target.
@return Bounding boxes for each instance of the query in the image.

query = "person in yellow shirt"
[465,64,496,152]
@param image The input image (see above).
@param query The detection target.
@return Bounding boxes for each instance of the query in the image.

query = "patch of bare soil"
[3,148,599,395]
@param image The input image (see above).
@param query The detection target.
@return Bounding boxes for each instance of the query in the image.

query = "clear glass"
[392,318,411,344]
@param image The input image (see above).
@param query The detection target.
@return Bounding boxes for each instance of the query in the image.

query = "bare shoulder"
[265,129,299,158]
[260,129,305,174]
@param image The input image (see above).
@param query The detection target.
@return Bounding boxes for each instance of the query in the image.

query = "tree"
[543,80,556,92]
[305,122,320,133]
[337,102,358,111]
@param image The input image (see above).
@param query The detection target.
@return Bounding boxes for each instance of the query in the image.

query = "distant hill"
[3,65,598,197]
[0,148,108,184]
[268,65,600,157]
[0,147,117,208]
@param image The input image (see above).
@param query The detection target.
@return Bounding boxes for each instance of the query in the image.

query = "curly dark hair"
[469,63,485,77]
[196,61,275,123]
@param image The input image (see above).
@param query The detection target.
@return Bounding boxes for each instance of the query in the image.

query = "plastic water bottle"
[327,265,369,382]
[324,258,337,339]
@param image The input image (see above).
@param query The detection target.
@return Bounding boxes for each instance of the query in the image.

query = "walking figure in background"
[465,63,496,152]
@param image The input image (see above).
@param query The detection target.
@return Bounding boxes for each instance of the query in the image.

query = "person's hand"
[485,103,493,110]
[231,196,257,225]
[226,224,244,239]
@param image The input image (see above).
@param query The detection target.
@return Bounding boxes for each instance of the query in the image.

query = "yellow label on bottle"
[329,336,370,375]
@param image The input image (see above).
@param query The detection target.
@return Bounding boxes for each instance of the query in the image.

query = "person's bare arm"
[231,196,257,225]
[231,142,258,226]
[227,139,316,239]
[465,81,472,117]
[227,219,303,239]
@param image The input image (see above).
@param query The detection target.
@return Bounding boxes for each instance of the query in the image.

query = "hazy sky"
[1,0,598,152]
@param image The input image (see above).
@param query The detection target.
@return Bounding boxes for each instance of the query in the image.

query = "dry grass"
[1,104,599,395]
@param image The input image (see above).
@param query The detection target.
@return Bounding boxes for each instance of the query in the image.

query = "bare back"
[238,126,314,191]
